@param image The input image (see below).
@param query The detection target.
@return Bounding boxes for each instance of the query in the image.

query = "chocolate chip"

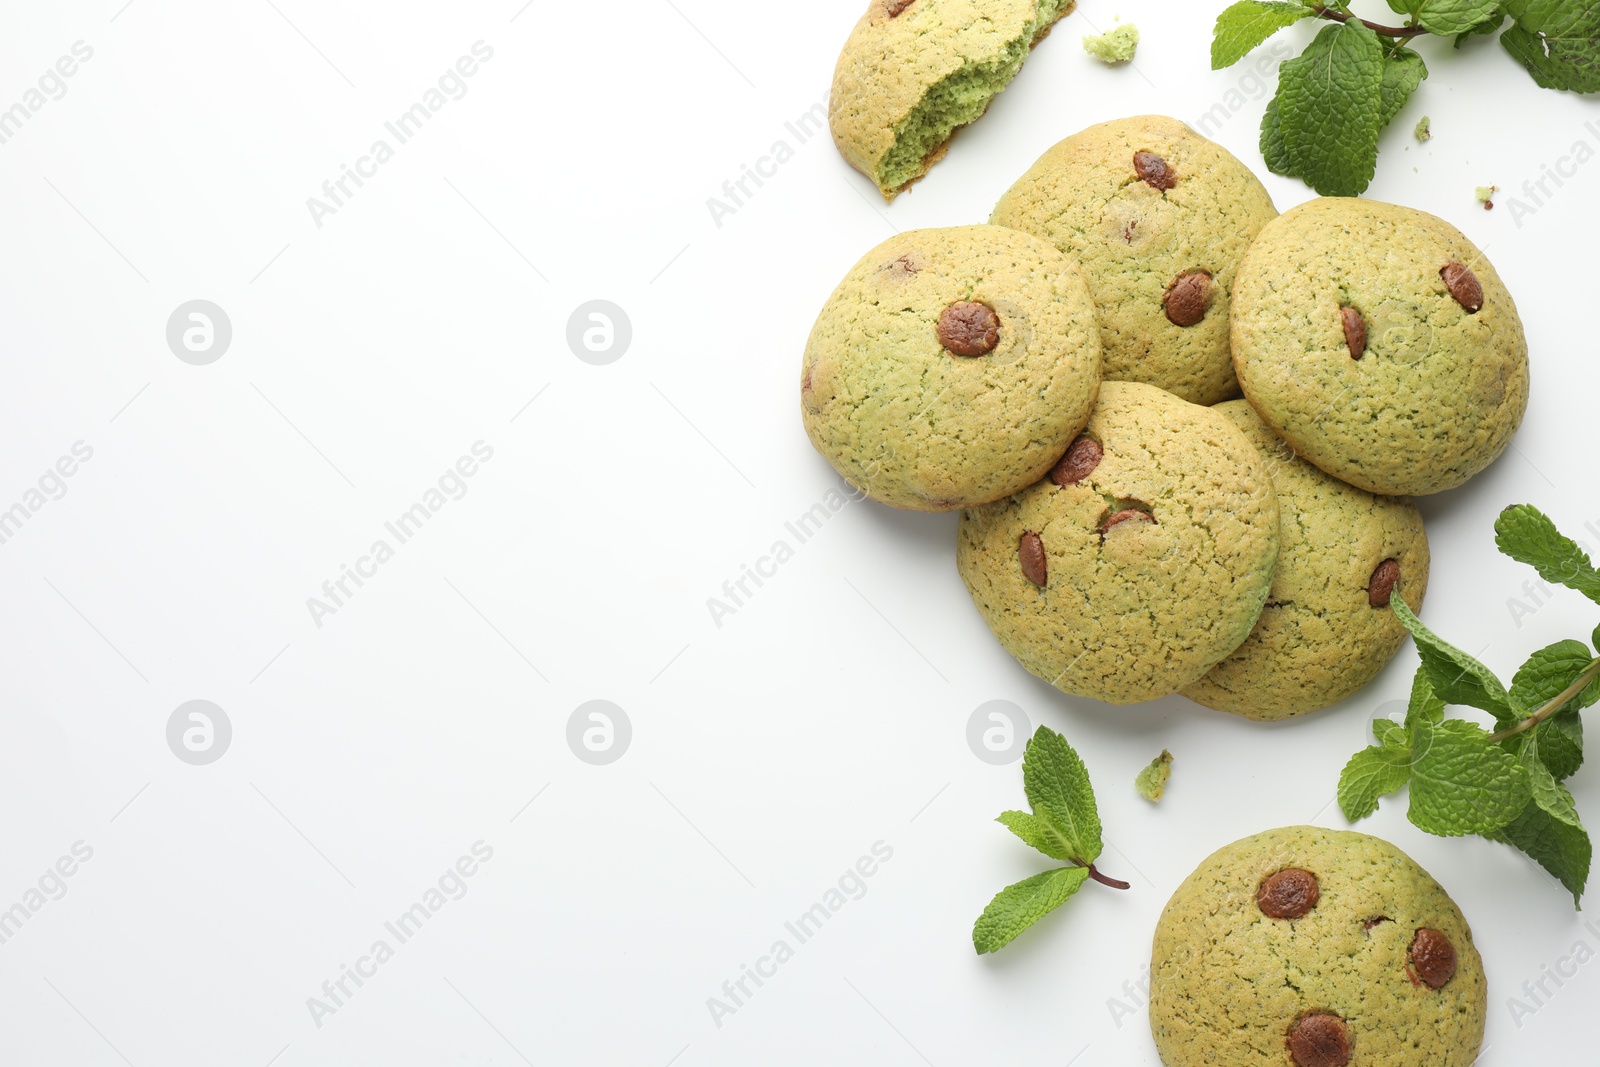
[1287,1014,1351,1067]
[1163,271,1213,327]
[1101,508,1156,536]
[1410,928,1458,989]
[1050,436,1103,487]
[1019,532,1047,588]
[938,301,1000,357]
[1258,868,1319,919]
[1368,558,1401,609]
[1441,261,1484,313]
[1363,916,1393,932]
[1341,306,1367,360]
[885,0,917,15]
[1133,150,1177,191]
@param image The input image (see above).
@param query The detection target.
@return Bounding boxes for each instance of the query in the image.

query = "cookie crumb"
[1414,116,1431,142]
[1083,23,1139,64]
[1136,749,1173,801]
[1475,184,1498,211]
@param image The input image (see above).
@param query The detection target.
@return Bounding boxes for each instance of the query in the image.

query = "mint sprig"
[1339,505,1600,905]
[1502,3,1600,93]
[974,727,1127,953]
[1212,2,1600,195]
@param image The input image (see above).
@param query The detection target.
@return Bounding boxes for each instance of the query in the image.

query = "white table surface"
[1,1,1595,1063]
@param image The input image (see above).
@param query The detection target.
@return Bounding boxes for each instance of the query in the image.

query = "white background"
[0,1,1596,1064]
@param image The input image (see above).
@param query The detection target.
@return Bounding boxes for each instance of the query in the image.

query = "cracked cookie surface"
[1181,402,1430,721]
[957,381,1278,704]
[1150,826,1486,1067]
[992,115,1277,405]
[1230,197,1529,496]
[802,225,1101,512]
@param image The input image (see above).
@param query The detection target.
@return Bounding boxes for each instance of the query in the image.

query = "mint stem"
[1079,861,1131,890]
[1309,4,1429,40]
[1487,657,1600,744]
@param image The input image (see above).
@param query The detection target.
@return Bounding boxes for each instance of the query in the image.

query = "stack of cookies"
[801,114,1530,719]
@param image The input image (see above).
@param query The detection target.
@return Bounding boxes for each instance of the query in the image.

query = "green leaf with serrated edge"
[1405,668,1447,730]
[996,810,1069,860]
[1339,745,1414,821]
[1373,718,1407,747]
[1543,710,1585,780]
[1510,639,1600,722]
[1455,8,1506,46]
[1499,636,1597,779]
[1212,1,1314,69]
[1489,802,1592,904]
[1513,712,1587,781]
[1523,734,1583,827]
[1379,49,1428,128]
[1407,718,1529,836]
[1022,726,1103,863]
[1386,0,1423,17]
[1391,591,1515,720]
[1260,88,1295,176]
[1495,505,1600,604]
[1280,20,1386,196]
[972,866,1092,953]
[1417,0,1502,35]
[1502,1,1600,93]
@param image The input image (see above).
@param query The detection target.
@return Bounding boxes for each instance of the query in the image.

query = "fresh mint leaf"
[1406,668,1447,729]
[1490,802,1592,904]
[1505,641,1600,779]
[1391,592,1515,720]
[1523,734,1582,826]
[1491,739,1590,905]
[1022,726,1103,863]
[1339,744,1413,821]
[1380,49,1429,127]
[974,726,1126,953]
[1260,89,1294,175]
[1342,670,1442,821]
[1455,7,1506,46]
[1511,711,1587,782]
[1408,718,1529,836]
[995,810,1069,860]
[1280,20,1387,195]
[1539,711,1586,781]
[1386,1,1424,17]
[1502,2,1600,93]
[1495,505,1600,605]
[1511,640,1600,716]
[1417,0,1503,35]
[1212,1,1314,69]
[1373,717,1407,747]
[972,866,1091,953]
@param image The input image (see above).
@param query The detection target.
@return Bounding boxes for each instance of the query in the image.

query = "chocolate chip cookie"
[991,115,1278,405]
[1230,197,1530,496]
[957,382,1279,704]
[802,225,1102,511]
[1181,402,1430,720]
[1151,826,1486,1067]
[830,0,1076,200]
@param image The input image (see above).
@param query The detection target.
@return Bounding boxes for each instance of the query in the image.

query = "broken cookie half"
[829,0,1076,200]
